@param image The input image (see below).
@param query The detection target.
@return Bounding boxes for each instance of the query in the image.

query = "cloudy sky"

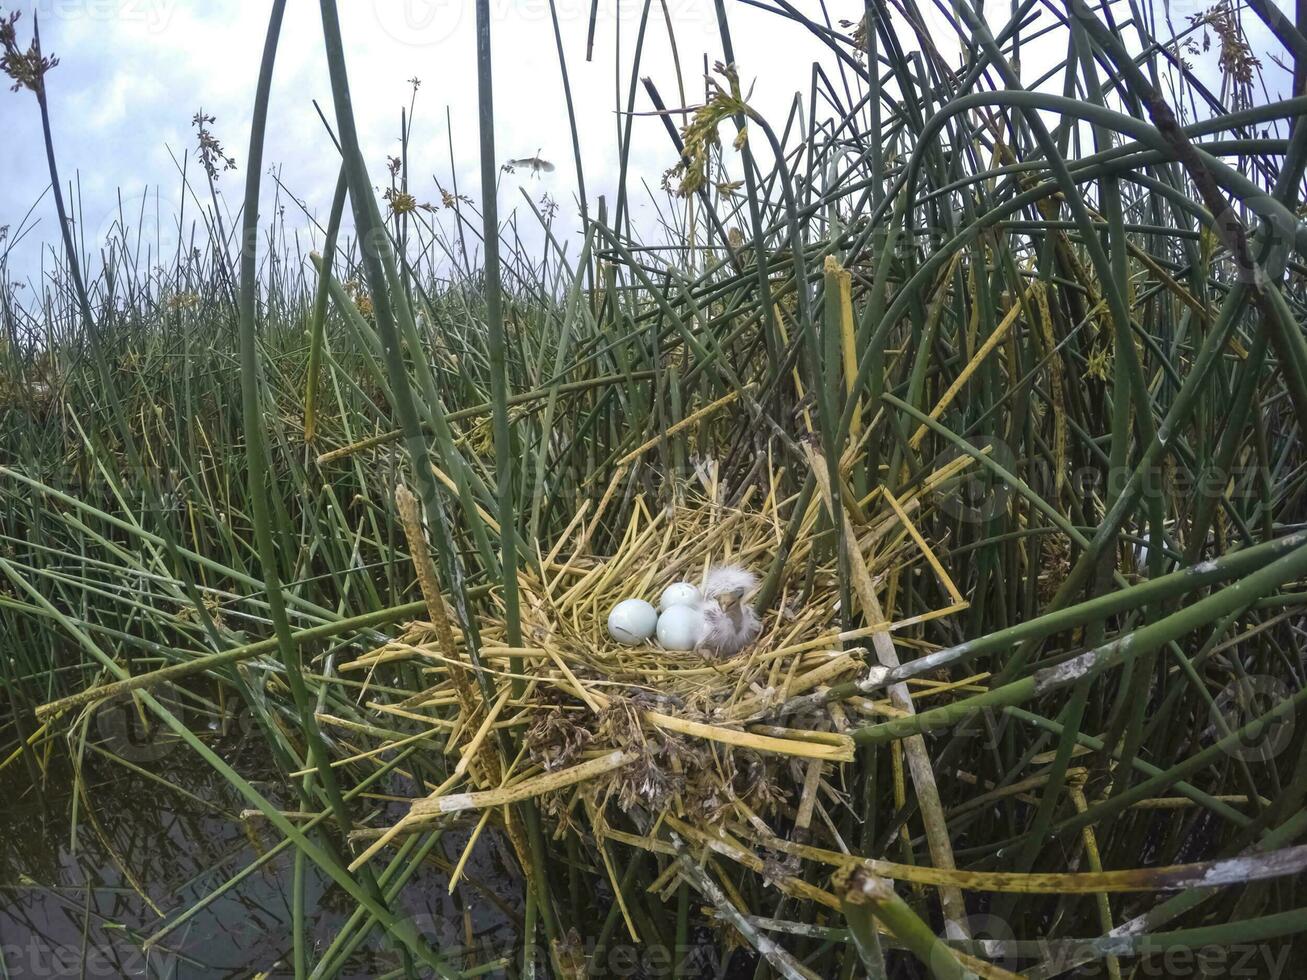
[0,0,1293,288]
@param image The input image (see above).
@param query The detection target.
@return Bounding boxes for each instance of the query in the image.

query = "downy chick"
[696,564,761,657]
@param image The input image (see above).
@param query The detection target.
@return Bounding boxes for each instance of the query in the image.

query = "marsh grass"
[3,0,1307,976]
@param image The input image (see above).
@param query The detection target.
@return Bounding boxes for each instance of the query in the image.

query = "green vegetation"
[3,0,1307,976]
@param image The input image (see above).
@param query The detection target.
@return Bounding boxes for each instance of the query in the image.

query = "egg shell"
[607,598,658,645]
[656,604,702,651]
[658,581,702,612]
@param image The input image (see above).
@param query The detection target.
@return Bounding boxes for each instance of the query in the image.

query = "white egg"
[607,598,658,645]
[656,604,702,651]
[658,581,702,612]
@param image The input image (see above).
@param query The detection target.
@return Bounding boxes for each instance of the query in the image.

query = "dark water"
[0,717,521,978]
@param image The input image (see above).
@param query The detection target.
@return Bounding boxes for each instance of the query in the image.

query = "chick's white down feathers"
[700,564,758,601]
[696,564,761,657]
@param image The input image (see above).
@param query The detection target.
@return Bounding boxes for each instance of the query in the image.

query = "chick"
[696,564,761,657]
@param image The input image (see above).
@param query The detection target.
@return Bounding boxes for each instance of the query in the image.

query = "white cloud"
[0,0,1295,286]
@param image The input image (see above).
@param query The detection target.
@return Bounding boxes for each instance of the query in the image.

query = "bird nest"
[338,454,975,974]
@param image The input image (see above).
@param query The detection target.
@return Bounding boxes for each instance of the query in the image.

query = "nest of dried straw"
[338,451,975,947]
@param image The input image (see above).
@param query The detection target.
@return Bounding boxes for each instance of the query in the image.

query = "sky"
[0,0,1294,290]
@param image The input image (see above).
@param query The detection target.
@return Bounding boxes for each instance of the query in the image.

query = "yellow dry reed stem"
[743,725,851,746]
[772,304,814,434]
[727,651,860,719]
[33,598,434,721]
[755,828,1307,892]
[663,814,843,911]
[644,851,683,898]
[947,768,1090,819]
[585,797,642,943]
[1070,780,1123,980]
[908,279,1039,451]
[397,485,480,712]
[313,713,439,743]
[347,767,465,851]
[345,640,535,684]
[616,385,752,468]
[553,464,628,590]
[826,256,862,447]
[447,808,493,894]
[409,748,638,817]
[1131,794,1270,809]
[0,718,49,775]
[642,710,854,761]
[452,688,511,774]
[541,498,589,568]
[288,722,445,777]
[576,671,856,760]
[881,486,964,605]
[239,810,318,821]
[429,465,500,533]
[793,756,824,843]
[909,672,991,698]
[366,701,472,727]
[351,707,528,876]
[313,372,659,465]
[598,827,677,856]
[346,692,512,872]
[541,645,603,713]
[805,443,970,940]
[1034,281,1069,494]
